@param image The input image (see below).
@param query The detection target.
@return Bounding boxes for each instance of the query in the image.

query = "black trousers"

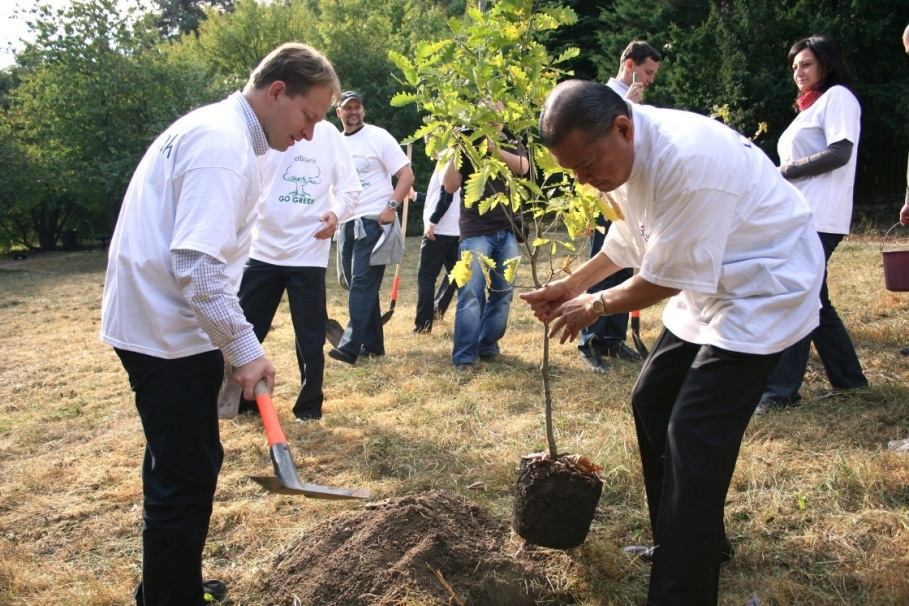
[631,329,780,606]
[115,348,224,606]
[237,259,327,418]
[414,234,459,331]
[579,219,632,351]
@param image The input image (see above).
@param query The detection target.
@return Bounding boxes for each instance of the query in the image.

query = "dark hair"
[247,42,341,100]
[620,41,662,66]
[787,35,854,94]
[539,79,630,148]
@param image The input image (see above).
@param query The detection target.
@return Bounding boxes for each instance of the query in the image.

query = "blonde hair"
[247,43,341,101]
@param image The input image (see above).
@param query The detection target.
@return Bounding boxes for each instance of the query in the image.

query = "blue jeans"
[452,230,520,364]
[580,218,632,353]
[762,232,868,403]
[338,219,386,357]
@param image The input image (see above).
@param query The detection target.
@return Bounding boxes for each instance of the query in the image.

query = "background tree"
[0,0,212,249]
[153,0,235,39]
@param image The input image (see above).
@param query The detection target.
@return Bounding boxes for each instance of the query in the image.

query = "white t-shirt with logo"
[101,93,260,358]
[422,164,461,237]
[342,123,410,219]
[777,85,860,234]
[602,103,825,355]
[251,121,361,267]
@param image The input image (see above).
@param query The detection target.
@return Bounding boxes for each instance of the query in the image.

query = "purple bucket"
[881,223,909,292]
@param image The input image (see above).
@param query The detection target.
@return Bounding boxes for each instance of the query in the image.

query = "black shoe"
[454,362,474,372]
[601,341,643,361]
[238,399,259,416]
[622,539,733,565]
[479,352,499,362]
[293,407,322,422]
[580,349,609,374]
[202,579,227,603]
[754,396,800,415]
[328,347,356,365]
[135,579,227,605]
[901,347,909,356]
[358,346,384,359]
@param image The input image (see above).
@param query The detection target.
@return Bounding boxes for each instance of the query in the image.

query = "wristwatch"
[591,292,606,315]
[386,199,399,210]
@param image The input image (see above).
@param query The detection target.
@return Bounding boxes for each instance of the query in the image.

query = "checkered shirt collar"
[234,91,269,156]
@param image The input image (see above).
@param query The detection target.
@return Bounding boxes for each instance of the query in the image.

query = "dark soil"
[256,490,572,605]
[513,455,603,550]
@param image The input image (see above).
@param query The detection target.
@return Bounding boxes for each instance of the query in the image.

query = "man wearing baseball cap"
[330,91,414,364]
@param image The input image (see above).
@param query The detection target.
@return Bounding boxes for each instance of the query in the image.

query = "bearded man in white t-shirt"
[523,80,825,606]
[100,43,340,606]
[235,121,361,421]
[329,91,415,365]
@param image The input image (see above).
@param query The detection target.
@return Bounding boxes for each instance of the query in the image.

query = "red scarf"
[796,88,822,112]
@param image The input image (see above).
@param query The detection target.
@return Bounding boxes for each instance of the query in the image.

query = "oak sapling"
[390,0,617,548]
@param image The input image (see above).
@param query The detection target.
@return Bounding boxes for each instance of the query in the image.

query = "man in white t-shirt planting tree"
[329,90,414,365]
[100,43,340,605]
[236,121,361,421]
[522,80,825,606]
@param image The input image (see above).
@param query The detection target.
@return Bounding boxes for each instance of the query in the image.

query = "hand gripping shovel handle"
[249,381,371,499]
[254,380,286,447]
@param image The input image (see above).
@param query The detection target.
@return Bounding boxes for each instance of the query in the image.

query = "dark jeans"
[115,348,224,606]
[414,233,459,332]
[631,329,780,605]
[237,259,326,418]
[338,218,386,357]
[580,219,632,352]
[762,232,867,403]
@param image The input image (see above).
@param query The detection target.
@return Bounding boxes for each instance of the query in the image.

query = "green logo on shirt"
[280,156,320,204]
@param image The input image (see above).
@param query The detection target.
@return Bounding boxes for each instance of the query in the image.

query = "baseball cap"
[338,90,363,107]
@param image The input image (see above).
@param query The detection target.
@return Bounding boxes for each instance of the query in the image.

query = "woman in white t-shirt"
[757,35,868,413]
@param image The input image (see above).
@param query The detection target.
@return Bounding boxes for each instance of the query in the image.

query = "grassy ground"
[0,233,907,605]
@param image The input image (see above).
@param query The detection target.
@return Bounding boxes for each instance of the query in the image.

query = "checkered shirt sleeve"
[172,249,264,367]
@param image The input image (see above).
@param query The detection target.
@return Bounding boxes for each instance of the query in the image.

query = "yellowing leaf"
[502,256,520,283]
[449,251,473,288]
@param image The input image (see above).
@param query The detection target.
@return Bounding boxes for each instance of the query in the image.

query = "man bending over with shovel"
[100,43,340,605]
[522,80,824,605]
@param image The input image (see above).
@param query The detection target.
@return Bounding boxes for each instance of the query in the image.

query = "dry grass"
[0,232,907,605]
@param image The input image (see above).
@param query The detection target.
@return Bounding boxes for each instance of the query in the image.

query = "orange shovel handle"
[254,381,287,447]
[389,272,401,301]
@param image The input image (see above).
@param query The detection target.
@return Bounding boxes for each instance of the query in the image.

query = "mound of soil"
[256,490,570,605]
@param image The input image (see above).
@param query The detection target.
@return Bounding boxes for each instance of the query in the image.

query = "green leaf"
[463,165,489,210]
[389,91,418,107]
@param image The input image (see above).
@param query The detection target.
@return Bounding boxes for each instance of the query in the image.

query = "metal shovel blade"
[326,318,344,347]
[250,443,371,500]
[249,475,372,499]
[630,311,649,357]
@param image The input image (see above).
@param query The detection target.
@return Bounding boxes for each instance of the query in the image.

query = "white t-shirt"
[342,124,410,219]
[602,103,825,355]
[422,164,461,236]
[251,122,361,267]
[777,85,860,234]
[101,93,260,358]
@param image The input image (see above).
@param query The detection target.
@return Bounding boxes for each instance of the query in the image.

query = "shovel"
[325,318,344,347]
[380,143,413,324]
[630,309,649,357]
[249,380,371,499]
